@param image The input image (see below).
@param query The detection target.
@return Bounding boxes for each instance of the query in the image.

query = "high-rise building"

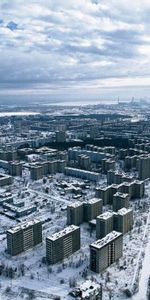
[9,161,22,176]
[95,184,119,205]
[113,192,129,212]
[133,180,145,199]
[30,165,44,180]
[114,208,133,234]
[96,211,114,239]
[124,155,138,170]
[95,186,109,205]
[107,170,134,185]
[46,225,80,264]
[67,202,83,225]
[56,131,66,143]
[119,182,133,200]
[101,159,115,174]
[78,154,91,170]
[119,180,144,200]
[57,160,67,173]
[7,219,42,256]
[90,231,123,273]
[48,160,58,174]
[137,155,150,180]
[67,198,103,226]
[83,198,103,222]
[0,150,17,161]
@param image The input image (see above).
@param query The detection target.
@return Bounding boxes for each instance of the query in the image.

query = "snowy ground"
[0,171,150,300]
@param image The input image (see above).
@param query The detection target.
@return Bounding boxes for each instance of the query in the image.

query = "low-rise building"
[70,280,102,300]
[65,167,100,182]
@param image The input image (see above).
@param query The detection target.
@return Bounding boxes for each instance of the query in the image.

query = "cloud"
[0,0,150,102]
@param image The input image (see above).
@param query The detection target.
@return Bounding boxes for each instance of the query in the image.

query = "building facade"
[67,202,83,225]
[96,211,114,239]
[90,231,123,273]
[46,225,80,264]
[113,192,129,212]
[7,219,42,256]
[114,208,133,234]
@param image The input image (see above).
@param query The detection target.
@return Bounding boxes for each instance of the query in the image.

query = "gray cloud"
[0,0,149,102]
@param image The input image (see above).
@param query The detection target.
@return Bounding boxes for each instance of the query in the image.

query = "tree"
[27,290,35,299]
[5,286,11,293]
[43,178,47,184]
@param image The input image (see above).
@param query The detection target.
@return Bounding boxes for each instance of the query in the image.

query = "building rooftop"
[86,197,102,204]
[117,207,133,216]
[97,211,114,220]
[113,192,129,198]
[7,219,41,234]
[47,225,79,241]
[68,201,83,208]
[96,186,109,192]
[90,231,122,250]
[110,184,120,189]
[133,180,144,185]
[121,182,133,187]
[0,173,12,179]
[78,280,101,298]
[65,167,100,176]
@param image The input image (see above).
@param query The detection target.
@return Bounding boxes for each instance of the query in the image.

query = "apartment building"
[114,208,133,234]
[90,231,123,273]
[7,219,42,256]
[96,211,114,239]
[46,225,80,264]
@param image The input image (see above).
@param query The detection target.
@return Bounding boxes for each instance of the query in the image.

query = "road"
[131,212,150,300]
[28,188,70,205]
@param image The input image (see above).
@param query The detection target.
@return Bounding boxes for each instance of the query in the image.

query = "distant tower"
[131,97,135,104]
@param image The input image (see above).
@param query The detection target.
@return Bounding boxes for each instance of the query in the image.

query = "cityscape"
[0,1,150,299]
[0,100,149,299]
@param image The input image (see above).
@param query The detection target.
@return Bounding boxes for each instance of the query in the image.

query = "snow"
[0,171,150,300]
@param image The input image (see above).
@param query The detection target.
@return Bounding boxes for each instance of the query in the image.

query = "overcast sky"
[0,0,150,104]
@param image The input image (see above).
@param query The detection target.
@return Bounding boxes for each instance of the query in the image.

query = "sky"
[0,0,150,104]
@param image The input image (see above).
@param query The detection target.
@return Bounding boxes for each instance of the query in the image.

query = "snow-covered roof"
[47,225,79,241]
[78,280,101,297]
[68,201,83,208]
[117,207,133,216]
[7,219,41,234]
[0,173,12,179]
[113,192,129,198]
[90,231,122,250]
[86,197,102,204]
[134,180,144,185]
[97,211,114,220]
